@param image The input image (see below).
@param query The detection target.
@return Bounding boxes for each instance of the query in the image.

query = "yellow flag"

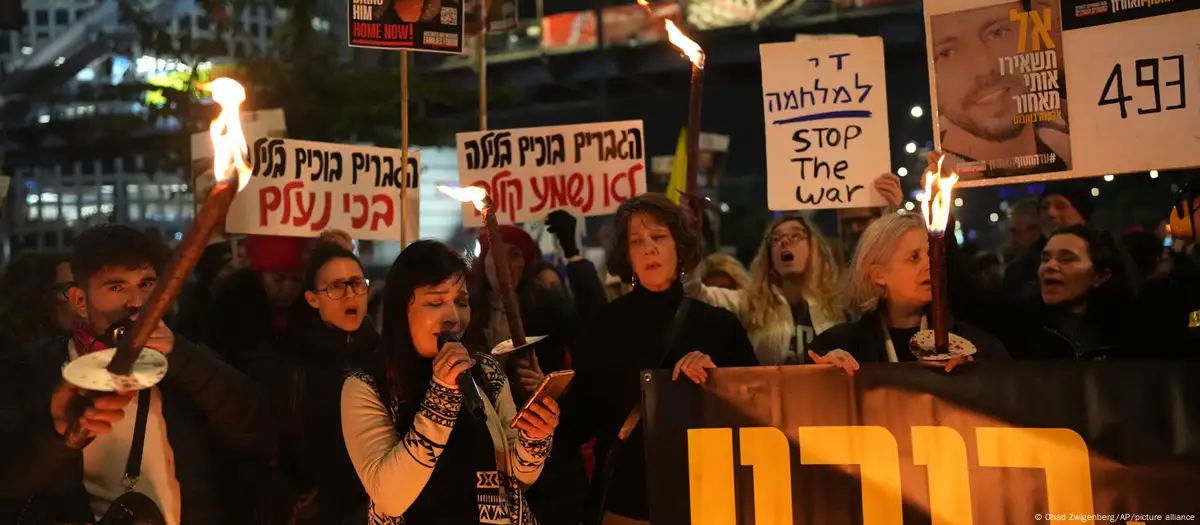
[667,128,687,204]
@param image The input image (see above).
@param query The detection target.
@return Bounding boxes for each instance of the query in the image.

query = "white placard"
[191,109,287,242]
[224,138,420,243]
[760,37,890,211]
[1063,5,1200,178]
[455,120,646,225]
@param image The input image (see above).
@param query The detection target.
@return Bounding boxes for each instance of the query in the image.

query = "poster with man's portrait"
[925,0,1072,185]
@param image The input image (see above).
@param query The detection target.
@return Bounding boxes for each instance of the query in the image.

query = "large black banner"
[642,362,1200,525]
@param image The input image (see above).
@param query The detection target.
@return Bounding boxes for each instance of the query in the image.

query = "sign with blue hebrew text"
[760,36,891,211]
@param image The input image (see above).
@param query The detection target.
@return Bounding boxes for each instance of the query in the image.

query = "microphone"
[438,331,485,420]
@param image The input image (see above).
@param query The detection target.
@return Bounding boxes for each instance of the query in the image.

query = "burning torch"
[912,156,976,364]
[639,0,706,233]
[60,78,253,446]
[437,185,546,358]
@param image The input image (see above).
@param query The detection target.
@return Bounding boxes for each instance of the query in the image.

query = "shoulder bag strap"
[592,297,691,523]
[122,389,153,491]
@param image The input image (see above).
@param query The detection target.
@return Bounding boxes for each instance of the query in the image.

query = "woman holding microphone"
[341,240,559,525]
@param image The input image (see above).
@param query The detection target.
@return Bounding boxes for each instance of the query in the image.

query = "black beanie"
[1040,183,1093,221]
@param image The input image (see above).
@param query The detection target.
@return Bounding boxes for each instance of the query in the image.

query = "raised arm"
[341,375,461,518]
[164,334,274,452]
[681,268,744,315]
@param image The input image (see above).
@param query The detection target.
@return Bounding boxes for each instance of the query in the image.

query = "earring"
[631,274,638,287]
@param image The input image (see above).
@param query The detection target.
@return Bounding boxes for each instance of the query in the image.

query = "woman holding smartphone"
[341,240,560,524]
[563,194,758,525]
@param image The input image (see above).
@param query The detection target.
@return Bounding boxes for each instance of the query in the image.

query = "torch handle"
[684,64,704,197]
[482,200,527,348]
[929,233,949,353]
[61,395,94,449]
[107,182,238,375]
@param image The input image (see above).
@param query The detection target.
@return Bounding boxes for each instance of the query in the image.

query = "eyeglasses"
[315,278,370,300]
[52,282,76,301]
[770,232,809,246]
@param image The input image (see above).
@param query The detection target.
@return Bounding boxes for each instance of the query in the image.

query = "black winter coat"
[810,309,1010,364]
[0,334,273,525]
[561,281,758,521]
[272,313,378,525]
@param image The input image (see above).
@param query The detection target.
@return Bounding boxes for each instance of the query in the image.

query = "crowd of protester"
[0,156,1197,525]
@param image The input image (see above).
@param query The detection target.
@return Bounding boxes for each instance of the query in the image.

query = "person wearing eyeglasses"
[680,174,902,366]
[270,241,378,525]
[0,253,77,351]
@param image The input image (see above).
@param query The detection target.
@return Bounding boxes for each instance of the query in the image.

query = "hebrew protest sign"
[225,138,420,243]
[455,120,646,226]
[760,36,891,211]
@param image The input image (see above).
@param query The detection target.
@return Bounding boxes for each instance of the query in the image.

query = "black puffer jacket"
[273,312,379,525]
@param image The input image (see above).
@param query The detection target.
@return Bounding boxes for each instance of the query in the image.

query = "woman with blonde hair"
[697,252,750,290]
[684,215,845,365]
[808,212,1008,372]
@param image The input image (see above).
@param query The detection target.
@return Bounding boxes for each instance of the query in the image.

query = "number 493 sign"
[1062,1,1200,177]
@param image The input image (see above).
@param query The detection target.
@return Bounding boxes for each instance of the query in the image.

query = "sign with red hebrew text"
[225,138,420,242]
[455,120,646,226]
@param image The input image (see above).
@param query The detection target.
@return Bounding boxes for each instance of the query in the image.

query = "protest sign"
[760,37,890,211]
[191,109,286,241]
[224,138,420,243]
[454,120,646,226]
[348,0,464,53]
[924,0,1072,187]
[1060,1,1200,179]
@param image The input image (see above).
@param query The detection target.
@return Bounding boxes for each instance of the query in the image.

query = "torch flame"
[921,155,959,235]
[437,184,488,212]
[635,0,704,69]
[203,78,251,192]
[664,20,705,69]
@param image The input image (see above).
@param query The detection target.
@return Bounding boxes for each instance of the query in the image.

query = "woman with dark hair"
[341,240,558,525]
[1016,225,1135,359]
[943,224,1134,361]
[269,242,376,525]
[0,253,75,350]
[562,193,757,525]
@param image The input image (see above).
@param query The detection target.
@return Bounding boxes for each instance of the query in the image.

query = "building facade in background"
[0,0,344,260]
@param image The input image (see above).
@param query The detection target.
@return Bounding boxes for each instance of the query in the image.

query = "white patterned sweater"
[341,353,553,525]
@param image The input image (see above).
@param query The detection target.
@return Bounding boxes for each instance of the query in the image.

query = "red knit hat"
[244,235,309,275]
[477,226,540,270]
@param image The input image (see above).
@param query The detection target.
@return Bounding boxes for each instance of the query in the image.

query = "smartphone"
[511,370,575,428]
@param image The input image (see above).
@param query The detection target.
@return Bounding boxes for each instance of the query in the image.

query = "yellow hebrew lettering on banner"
[687,428,735,525]
[739,427,793,525]
[798,426,903,525]
[912,427,974,525]
[976,428,1094,525]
